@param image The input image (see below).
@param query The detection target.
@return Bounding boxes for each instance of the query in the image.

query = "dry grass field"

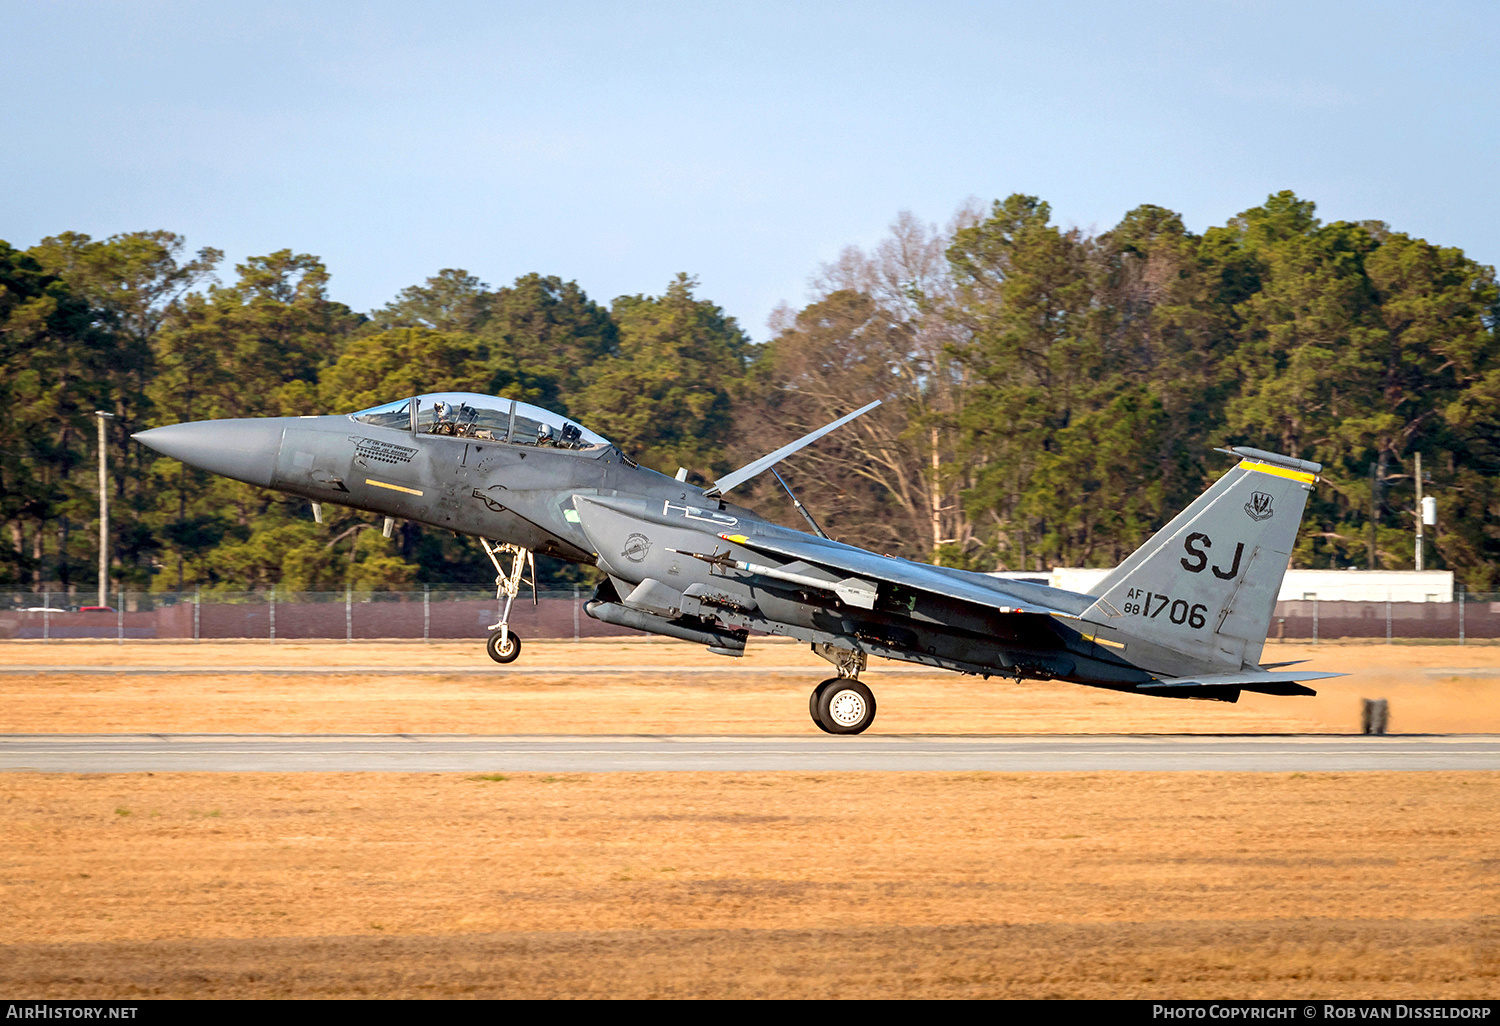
[0,638,1497,998]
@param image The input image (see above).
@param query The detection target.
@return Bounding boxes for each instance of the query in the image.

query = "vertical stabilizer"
[1083,448,1320,672]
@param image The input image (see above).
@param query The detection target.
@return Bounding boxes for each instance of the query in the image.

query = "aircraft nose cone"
[133,418,287,487]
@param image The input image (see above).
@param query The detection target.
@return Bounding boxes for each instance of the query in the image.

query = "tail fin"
[1083,447,1320,673]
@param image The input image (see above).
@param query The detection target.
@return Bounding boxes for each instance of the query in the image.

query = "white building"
[995,568,1455,603]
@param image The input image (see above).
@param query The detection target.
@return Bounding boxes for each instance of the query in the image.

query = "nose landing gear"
[481,539,534,665]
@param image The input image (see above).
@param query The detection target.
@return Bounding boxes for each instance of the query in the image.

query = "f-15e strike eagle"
[135,391,1340,734]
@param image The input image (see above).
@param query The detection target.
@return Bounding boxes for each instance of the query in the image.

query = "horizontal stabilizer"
[1141,670,1344,687]
[1139,670,1343,697]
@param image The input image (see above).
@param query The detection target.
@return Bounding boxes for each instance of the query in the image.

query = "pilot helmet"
[536,423,553,441]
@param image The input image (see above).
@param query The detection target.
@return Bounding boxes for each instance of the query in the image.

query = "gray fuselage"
[191,413,1151,690]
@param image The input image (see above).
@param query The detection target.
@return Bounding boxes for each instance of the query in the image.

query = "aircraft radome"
[134,392,1342,734]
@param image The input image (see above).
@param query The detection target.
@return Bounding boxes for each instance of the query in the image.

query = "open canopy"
[349,392,611,450]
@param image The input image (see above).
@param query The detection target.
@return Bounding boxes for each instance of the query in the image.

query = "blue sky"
[3,1,1496,340]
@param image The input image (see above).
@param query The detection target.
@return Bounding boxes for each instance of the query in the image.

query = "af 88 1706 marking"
[1122,589,1208,629]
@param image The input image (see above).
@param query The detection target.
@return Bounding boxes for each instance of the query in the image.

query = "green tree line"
[3,190,1497,596]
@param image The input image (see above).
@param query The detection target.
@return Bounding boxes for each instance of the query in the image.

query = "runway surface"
[2,733,1497,772]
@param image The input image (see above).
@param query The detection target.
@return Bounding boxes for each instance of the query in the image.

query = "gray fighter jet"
[135,391,1340,734]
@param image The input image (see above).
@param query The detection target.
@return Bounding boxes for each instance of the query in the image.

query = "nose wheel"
[487,629,522,664]
[809,677,877,735]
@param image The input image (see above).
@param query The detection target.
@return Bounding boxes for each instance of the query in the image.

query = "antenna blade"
[707,400,881,497]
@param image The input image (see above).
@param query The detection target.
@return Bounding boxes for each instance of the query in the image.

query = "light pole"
[1415,452,1437,572]
[95,410,115,608]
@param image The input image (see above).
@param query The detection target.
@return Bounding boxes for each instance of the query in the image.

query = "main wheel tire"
[486,630,522,664]
[809,678,841,733]
[815,678,876,735]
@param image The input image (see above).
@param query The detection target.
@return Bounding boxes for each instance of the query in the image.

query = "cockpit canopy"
[349,392,611,451]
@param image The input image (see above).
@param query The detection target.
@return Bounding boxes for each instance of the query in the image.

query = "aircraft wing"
[717,527,1093,620]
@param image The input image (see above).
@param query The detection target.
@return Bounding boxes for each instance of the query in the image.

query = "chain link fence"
[1,588,1497,643]
[0,587,631,642]
[1269,592,1500,643]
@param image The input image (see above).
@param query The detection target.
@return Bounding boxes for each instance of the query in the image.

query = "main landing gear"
[808,643,876,734]
[482,539,534,665]
[810,678,877,734]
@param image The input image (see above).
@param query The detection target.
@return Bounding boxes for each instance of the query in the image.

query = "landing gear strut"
[481,539,534,665]
[808,643,876,734]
